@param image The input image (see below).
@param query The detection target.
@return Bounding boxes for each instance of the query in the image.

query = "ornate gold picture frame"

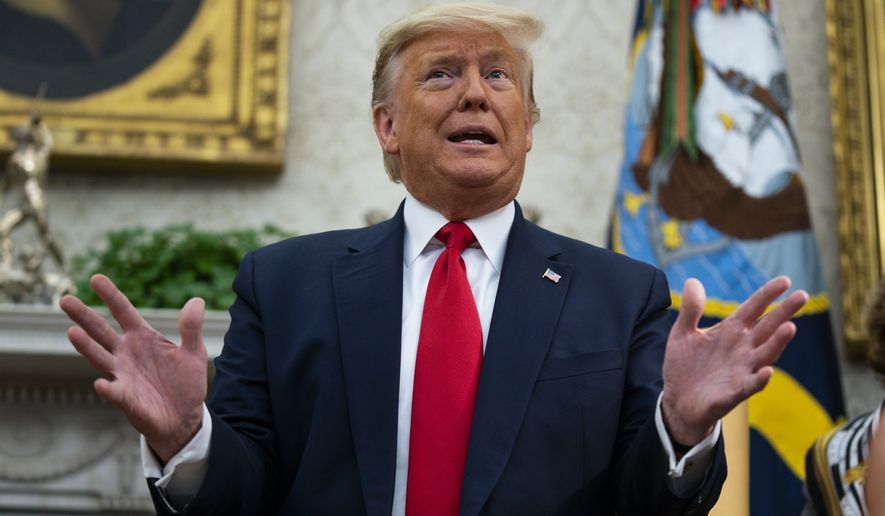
[827,0,885,357]
[0,0,289,174]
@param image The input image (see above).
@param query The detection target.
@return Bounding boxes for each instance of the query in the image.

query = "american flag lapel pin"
[542,268,561,284]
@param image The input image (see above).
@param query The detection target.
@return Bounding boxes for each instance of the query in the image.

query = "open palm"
[661,276,808,445]
[60,274,207,463]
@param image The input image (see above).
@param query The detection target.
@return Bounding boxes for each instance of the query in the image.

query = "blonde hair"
[371,2,543,181]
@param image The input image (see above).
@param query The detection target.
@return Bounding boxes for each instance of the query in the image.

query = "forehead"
[399,30,519,68]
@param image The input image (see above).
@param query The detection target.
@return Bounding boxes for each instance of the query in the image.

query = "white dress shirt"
[142,194,720,512]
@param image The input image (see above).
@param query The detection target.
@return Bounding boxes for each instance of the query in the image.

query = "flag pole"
[710,402,749,516]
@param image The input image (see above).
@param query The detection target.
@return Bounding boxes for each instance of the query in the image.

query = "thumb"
[179,297,206,354]
[673,278,705,335]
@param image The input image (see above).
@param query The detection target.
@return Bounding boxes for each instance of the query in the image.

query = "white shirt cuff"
[141,403,212,502]
[654,393,721,493]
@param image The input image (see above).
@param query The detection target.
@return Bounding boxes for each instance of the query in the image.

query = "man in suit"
[60,3,808,515]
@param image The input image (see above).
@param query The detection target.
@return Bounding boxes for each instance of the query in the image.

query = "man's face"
[373,30,534,220]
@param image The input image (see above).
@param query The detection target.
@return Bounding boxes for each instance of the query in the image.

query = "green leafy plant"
[72,224,290,310]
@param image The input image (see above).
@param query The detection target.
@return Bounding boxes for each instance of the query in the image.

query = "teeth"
[450,132,494,144]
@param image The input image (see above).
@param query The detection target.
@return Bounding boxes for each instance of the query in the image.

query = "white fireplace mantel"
[0,303,230,377]
[0,304,231,515]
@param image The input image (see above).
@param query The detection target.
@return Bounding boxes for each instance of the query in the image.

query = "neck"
[420,196,511,222]
[405,183,520,222]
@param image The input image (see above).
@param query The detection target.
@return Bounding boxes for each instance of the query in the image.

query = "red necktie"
[406,222,483,516]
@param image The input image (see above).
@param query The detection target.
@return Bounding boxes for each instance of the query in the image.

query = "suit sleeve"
[150,252,281,516]
[611,268,727,516]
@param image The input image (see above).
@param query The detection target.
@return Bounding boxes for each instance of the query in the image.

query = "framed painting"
[827,0,885,357]
[0,0,290,174]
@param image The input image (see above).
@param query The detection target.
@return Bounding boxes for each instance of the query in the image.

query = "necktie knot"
[435,222,476,253]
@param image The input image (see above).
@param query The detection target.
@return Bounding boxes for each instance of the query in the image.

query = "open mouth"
[448,130,497,145]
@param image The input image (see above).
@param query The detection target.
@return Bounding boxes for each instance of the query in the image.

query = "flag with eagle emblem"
[610,1,845,514]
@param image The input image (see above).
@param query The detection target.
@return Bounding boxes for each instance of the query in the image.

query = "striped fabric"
[805,402,884,516]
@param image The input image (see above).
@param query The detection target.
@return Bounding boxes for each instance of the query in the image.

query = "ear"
[524,116,534,153]
[372,104,399,155]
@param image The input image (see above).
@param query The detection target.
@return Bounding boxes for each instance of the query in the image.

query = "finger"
[94,378,124,405]
[752,289,808,344]
[178,297,206,355]
[67,326,115,374]
[752,321,797,368]
[60,294,121,352]
[673,278,705,335]
[743,365,775,398]
[90,274,148,332]
[730,276,791,325]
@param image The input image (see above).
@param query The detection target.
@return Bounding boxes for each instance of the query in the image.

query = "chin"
[444,162,511,188]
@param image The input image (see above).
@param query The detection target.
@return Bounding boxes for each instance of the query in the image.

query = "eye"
[487,69,509,80]
[428,70,450,80]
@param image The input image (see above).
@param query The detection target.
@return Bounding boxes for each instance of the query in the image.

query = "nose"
[457,67,489,112]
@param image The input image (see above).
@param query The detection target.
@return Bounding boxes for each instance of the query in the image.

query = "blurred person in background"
[805,281,885,515]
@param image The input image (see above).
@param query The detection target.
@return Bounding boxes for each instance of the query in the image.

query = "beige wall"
[41,1,879,412]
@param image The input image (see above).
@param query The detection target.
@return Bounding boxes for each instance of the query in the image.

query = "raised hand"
[60,274,208,463]
[661,276,808,446]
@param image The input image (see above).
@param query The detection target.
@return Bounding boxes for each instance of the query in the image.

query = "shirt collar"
[403,192,514,273]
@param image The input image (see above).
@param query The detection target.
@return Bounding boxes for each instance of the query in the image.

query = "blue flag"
[612,1,845,514]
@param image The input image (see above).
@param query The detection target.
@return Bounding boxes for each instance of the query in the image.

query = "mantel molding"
[0,304,221,514]
[0,303,230,365]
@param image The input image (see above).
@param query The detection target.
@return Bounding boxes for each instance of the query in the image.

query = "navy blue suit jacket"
[151,202,725,515]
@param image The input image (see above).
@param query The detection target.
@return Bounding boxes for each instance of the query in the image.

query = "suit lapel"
[460,206,573,515]
[333,205,405,516]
